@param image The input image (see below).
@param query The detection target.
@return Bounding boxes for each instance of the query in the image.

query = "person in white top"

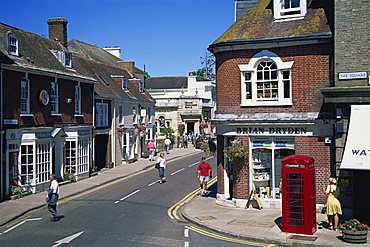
[164,138,171,154]
[156,152,166,184]
[46,174,60,221]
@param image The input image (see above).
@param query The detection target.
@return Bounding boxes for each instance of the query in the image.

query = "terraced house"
[209,0,334,209]
[0,19,96,198]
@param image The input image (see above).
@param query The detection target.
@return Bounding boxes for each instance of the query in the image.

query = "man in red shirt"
[197,157,212,196]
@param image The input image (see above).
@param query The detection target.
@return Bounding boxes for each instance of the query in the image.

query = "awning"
[340,105,370,170]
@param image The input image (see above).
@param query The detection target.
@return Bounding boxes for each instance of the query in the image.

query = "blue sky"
[2,0,234,76]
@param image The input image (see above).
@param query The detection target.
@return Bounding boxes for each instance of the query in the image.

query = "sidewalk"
[182,195,369,247]
[0,147,202,227]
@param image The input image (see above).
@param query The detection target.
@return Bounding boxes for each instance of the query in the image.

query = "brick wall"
[215,43,332,114]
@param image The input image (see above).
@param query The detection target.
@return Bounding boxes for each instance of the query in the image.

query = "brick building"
[209,0,334,208]
[0,19,96,198]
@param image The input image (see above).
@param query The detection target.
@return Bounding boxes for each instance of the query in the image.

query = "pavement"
[1,147,369,246]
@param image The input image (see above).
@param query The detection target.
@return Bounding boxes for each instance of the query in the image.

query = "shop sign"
[338,71,368,80]
[236,127,307,135]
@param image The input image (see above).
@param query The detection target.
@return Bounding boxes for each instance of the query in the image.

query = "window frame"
[96,103,109,127]
[20,79,30,114]
[118,105,124,125]
[239,50,293,106]
[273,0,307,21]
[122,77,128,91]
[8,33,19,56]
[51,80,59,115]
[75,83,81,115]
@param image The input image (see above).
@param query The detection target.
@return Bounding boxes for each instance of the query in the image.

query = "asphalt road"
[0,153,259,247]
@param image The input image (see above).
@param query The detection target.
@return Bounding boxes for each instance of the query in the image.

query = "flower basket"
[224,141,248,163]
[339,219,369,244]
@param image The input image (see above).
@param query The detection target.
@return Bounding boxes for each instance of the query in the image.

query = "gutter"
[208,32,332,53]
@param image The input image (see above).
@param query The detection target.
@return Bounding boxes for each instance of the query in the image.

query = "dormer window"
[51,50,72,68]
[99,75,110,86]
[274,0,307,21]
[122,77,128,91]
[8,33,18,56]
[139,79,145,93]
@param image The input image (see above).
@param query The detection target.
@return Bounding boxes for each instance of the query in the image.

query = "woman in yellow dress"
[322,177,342,230]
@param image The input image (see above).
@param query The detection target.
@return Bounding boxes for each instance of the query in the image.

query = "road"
[0,153,265,247]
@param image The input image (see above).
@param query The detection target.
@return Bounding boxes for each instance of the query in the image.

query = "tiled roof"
[211,0,331,46]
[145,77,188,90]
[0,22,92,80]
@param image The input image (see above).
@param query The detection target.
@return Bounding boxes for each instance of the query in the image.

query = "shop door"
[95,135,108,171]
[354,171,370,223]
[187,122,194,134]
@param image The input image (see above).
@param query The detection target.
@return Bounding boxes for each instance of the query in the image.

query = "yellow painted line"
[168,177,218,220]
[186,225,267,246]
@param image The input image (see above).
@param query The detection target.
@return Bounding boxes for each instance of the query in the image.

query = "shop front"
[218,122,332,209]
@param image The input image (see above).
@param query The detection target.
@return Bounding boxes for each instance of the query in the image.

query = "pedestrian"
[183,134,188,148]
[164,137,171,154]
[322,177,342,230]
[197,157,212,196]
[147,139,156,161]
[208,138,216,155]
[46,174,60,222]
[156,152,166,184]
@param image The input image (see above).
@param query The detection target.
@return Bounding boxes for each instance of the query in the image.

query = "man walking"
[197,157,212,196]
[164,137,171,154]
[46,174,60,222]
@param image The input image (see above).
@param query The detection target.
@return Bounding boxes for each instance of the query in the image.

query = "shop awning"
[340,105,370,170]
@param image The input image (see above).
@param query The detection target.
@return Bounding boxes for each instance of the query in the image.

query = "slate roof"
[211,0,331,47]
[72,54,154,103]
[0,22,94,81]
[68,40,149,77]
[145,77,188,90]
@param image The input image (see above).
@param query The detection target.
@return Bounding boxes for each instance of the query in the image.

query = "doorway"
[353,171,370,223]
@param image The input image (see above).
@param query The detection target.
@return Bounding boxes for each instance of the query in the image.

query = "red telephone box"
[281,154,316,235]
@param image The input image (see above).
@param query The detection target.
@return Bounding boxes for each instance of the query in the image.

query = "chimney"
[117,60,135,77]
[103,46,121,59]
[47,17,68,47]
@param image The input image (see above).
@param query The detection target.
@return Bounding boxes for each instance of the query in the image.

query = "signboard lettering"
[237,127,307,135]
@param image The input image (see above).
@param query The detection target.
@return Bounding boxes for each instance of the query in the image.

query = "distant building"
[145,75,215,144]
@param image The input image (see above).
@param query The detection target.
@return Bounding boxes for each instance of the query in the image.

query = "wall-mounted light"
[66,98,72,103]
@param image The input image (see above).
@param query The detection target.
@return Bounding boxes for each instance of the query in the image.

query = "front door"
[354,171,370,223]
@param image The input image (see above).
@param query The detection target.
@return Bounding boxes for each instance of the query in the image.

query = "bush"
[10,185,23,196]
[63,173,76,183]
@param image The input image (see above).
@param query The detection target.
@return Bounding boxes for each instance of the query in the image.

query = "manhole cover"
[289,235,317,241]
[195,215,216,221]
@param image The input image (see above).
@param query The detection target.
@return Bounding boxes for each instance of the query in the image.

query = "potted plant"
[224,140,248,162]
[339,219,369,244]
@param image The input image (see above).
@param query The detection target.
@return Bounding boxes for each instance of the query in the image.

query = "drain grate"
[289,235,317,241]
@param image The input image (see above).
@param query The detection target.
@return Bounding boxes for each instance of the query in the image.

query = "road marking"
[186,225,266,246]
[171,168,185,176]
[184,241,189,247]
[52,231,84,247]
[184,228,189,238]
[2,218,42,234]
[148,180,159,187]
[119,190,140,201]
[168,177,217,220]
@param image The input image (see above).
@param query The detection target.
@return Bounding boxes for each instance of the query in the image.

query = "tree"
[163,127,174,138]
[191,51,215,81]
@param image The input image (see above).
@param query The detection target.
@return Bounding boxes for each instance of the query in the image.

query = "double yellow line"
[167,177,217,220]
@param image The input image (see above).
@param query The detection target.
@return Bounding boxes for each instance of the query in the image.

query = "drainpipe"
[0,65,4,200]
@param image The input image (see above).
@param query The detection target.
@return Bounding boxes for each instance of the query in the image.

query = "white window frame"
[8,33,19,56]
[19,143,34,186]
[51,80,59,115]
[96,103,109,127]
[65,139,77,174]
[139,79,145,93]
[239,50,293,106]
[122,77,128,91]
[75,83,81,115]
[77,138,89,174]
[65,52,72,68]
[20,79,30,114]
[121,133,129,160]
[36,142,51,184]
[273,0,307,21]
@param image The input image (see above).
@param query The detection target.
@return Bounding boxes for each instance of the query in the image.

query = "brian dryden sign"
[338,71,368,80]
[236,127,307,135]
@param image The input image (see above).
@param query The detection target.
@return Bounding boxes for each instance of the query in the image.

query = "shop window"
[65,140,77,174]
[239,50,293,106]
[36,142,51,184]
[251,137,295,199]
[77,139,89,174]
[20,144,34,185]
